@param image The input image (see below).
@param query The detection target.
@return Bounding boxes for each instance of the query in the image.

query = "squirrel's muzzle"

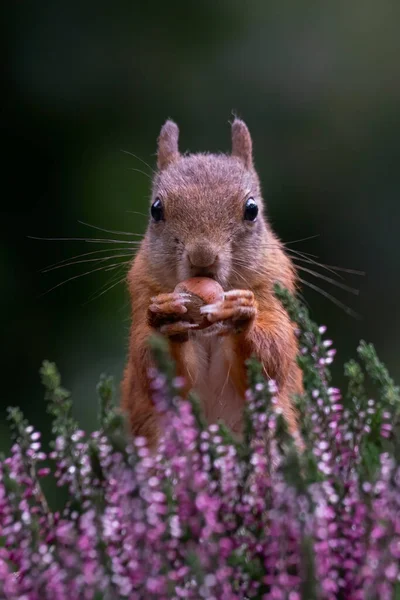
[186,244,219,277]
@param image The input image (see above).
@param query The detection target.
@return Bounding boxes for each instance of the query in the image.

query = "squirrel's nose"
[187,245,218,271]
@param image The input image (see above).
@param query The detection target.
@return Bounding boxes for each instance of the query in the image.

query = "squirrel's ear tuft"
[157,120,180,170]
[231,118,253,169]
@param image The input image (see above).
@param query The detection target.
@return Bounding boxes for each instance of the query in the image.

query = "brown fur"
[121,118,303,448]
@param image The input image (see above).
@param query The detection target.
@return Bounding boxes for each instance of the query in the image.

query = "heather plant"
[1,287,399,600]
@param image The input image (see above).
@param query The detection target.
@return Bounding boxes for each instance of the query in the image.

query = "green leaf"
[97,374,115,428]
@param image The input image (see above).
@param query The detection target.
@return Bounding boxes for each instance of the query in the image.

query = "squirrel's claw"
[148,291,193,334]
[200,289,257,334]
[149,292,190,315]
[224,289,254,301]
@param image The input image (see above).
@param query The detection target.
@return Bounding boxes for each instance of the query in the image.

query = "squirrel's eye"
[151,197,164,222]
[244,197,258,222]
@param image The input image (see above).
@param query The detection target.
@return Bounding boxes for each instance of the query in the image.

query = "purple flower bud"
[37,468,50,477]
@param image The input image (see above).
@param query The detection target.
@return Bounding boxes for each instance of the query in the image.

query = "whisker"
[91,274,128,303]
[233,253,338,284]
[39,262,131,296]
[255,242,361,281]
[295,265,359,295]
[289,250,319,258]
[29,236,142,245]
[77,221,144,237]
[41,247,135,271]
[126,209,148,217]
[248,239,319,258]
[282,234,320,246]
[120,150,156,175]
[280,248,345,280]
[292,255,365,277]
[127,167,152,179]
[229,265,250,287]
[304,262,365,276]
[282,239,364,275]
[282,234,364,274]
[84,265,129,304]
[299,278,361,319]
[253,240,364,280]
[231,256,360,317]
[231,260,266,276]
[42,253,133,273]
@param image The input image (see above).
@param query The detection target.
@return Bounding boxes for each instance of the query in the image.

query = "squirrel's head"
[146,118,273,289]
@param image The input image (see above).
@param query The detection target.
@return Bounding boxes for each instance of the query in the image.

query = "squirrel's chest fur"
[187,333,245,434]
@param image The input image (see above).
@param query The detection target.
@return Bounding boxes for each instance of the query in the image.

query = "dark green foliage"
[40,360,77,442]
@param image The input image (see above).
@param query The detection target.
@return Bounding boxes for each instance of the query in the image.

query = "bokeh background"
[2,1,400,452]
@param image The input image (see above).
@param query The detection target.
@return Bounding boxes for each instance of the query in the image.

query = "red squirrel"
[121,118,302,448]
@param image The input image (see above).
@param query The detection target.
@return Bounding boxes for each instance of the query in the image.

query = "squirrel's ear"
[231,118,253,169]
[157,120,180,170]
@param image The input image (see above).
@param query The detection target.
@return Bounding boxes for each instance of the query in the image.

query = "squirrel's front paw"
[148,292,199,340]
[200,289,257,336]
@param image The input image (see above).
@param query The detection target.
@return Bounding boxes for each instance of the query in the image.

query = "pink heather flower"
[1,311,399,599]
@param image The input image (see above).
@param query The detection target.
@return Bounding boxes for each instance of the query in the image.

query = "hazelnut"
[174,277,224,330]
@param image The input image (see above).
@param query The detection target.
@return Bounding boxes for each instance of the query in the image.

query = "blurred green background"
[2,1,400,451]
